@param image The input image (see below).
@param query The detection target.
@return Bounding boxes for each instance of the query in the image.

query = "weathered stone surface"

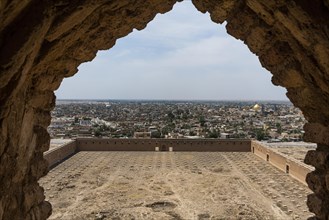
[305,150,329,169]
[307,193,329,219]
[1,0,329,219]
[306,171,327,195]
[304,123,329,146]
[326,174,329,192]
[305,145,329,219]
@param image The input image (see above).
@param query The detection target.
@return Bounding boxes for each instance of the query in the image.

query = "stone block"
[306,171,326,195]
[304,150,329,169]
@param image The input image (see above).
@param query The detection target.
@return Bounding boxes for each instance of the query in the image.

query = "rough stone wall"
[0,0,329,219]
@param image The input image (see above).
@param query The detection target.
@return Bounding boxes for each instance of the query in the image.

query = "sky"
[56,1,288,101]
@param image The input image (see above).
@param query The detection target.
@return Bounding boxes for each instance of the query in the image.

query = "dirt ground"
[40,152,313,220]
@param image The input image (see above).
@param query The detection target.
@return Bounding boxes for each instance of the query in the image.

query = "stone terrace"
[40,152,312,220]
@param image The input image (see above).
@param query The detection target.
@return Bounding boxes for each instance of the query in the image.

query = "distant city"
[49,99,305,142]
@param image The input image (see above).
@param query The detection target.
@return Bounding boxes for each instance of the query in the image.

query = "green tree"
[182,124,191,129]
[207,130,219,138]
[255,129,265,141]
[189,130,196,136]
[167,112,175,122]
[199,115,206,127]
[275,122,282,134]
[151,130,161,138]
[161,126,170,135]
[94,128,102,137]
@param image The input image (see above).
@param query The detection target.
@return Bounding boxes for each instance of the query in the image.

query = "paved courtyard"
[40,152,312,220]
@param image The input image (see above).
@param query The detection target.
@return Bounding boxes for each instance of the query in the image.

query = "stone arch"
[0,0,329,219]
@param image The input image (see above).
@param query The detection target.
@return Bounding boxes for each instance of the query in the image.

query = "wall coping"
[251,140,314,171]
[44,140,76,155]
[76,137,251,142]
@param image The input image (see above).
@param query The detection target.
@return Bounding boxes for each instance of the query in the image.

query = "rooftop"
[40,151,312,219]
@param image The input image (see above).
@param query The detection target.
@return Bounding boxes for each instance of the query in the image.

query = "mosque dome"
[253,104,261,111]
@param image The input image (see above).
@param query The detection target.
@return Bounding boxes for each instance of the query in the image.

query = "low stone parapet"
[44,140,77,169]
[43,138,313,187]
[251,141,314,185]
[76,138,251,152]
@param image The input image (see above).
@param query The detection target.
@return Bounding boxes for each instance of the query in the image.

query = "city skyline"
[56,1,288,101]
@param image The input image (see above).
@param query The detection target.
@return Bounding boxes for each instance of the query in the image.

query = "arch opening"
[46,2,310,219]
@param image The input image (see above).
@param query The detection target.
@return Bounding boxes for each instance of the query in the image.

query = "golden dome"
[253,104,261,111]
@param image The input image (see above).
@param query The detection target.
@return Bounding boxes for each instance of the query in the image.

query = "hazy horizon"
[56,1,289,101]
[56,98,290,101]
